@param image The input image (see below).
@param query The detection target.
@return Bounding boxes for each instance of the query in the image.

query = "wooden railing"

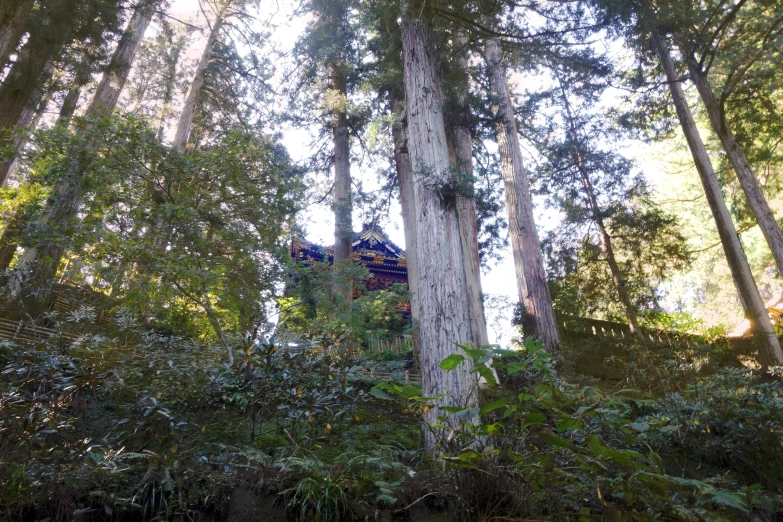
[0,317,80,346]
[557,314,710,348]
[0,278,113,347]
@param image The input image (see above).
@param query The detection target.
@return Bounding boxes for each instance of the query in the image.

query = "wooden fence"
[557,314,711,348]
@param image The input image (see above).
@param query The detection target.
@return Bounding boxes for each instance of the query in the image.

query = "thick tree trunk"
[331,68,354,308]
[484,38,560,351]
[401,11,479,451]
[0,91,51,271]
[450,31,490,349]
[391,94,420,360]
[173,14,223,152]
[57,64,93,123]
[8,1,156,297]
[0,45,55,186]
[0,212,22,271]
[0,59,53,186]
[0,0,34,69]
[654,33,783,367]
[0,71,87,272]
[88,0,159,114]
[156,33,181,142]
[678,39,783,279]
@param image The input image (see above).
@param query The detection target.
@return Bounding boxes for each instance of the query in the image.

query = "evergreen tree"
[669,3,783,279]
[532,55,689,332]
[7,0,159,297]
[0,0,123,186]
[652,32,783,367]
[444,30,491,350]
[0,0,35,69]
[400,0,480,451]
[484,35,561,351]
[292,0,361,308]
[585,0,783,365]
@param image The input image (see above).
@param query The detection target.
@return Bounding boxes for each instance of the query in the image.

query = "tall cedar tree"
[444,30,491,349]
[7,0,159,298]
[587,0,783,365]
[0,0,35,69]
[0,0,123,186]
[652,32,783,366]
[400,0,480,451]
[484,36,561,351]
[294,0,359,308]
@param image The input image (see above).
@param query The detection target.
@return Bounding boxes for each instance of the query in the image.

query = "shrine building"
[290,224,409,292]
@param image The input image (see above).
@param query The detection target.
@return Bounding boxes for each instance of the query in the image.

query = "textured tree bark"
[401,11,479,451]
[89,0,160,114]
[677,37,783,279]
[0,68,88,271]
[0,212,22,271]
[331,67,354,308]
[156,31,182,142]
[391,93,420,360]
[0,44,55,186]
[8,0,157,297]
[654,33,783,367]
[450,31,490,349]
[556,80,642,337]
[484,38,560,351]
[173,13,223,152]
[57,64,92,123]
[0,0,34,69]
[0,58,53,186]
[0,90,51,271]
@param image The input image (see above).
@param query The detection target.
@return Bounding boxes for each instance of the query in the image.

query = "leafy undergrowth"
[1,308,783,521]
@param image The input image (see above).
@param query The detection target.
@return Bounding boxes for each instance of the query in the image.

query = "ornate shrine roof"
[290,224,409,280]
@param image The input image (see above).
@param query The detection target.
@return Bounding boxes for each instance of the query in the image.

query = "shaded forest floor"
[1,306,782,521]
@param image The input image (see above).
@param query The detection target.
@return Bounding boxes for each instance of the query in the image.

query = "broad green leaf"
[369,387,394,400]
[587,434,606,456]
[480,398,508,415]
[524,339,544,354]
[649,449,664,474]
[556,418,580,432]
[456,407,480,422]
[505,362,527,374]
[462,348,487,361]
[471,364,498,386]
[522,412,547,428]
[440,406,463,413]
[399,385,422,398]
[538,432,570,448]
[440,354,465,370]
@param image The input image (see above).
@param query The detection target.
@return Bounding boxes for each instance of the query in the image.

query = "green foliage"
[372,339,783,519]
[12,113,302,343]
[282,450,411,521]
[278,260,411,349]
[526,56,691,323]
